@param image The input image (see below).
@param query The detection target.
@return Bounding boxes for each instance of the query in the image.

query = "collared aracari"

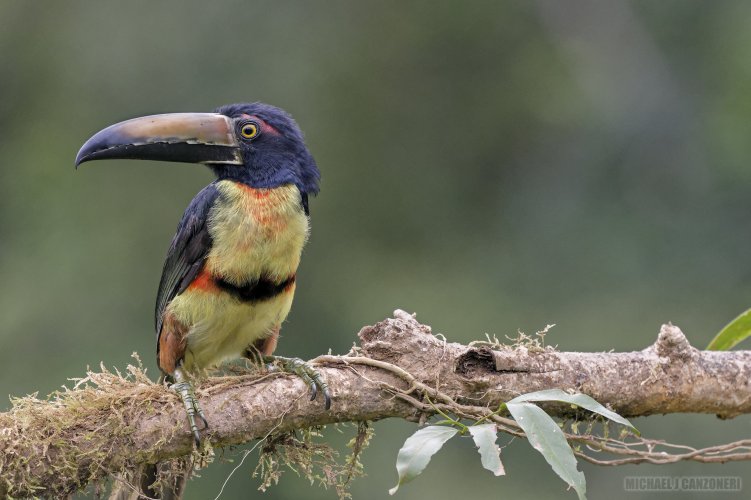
[75,102,329,445]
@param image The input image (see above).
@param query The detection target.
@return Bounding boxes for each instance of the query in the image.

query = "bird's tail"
[108,459,190,499]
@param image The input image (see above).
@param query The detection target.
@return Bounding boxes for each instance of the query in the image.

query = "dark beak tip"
[74,150,92,169]
[75,136,100,168]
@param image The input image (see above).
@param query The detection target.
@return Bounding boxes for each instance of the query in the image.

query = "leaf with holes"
[468,423,505,476]
[507,401,586,500]
[389,425,458,495]
[508,389,637,432]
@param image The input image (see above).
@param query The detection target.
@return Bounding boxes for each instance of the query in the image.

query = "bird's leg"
[264,355,332,409]
[246,334,331,409]
[170,366,208,447]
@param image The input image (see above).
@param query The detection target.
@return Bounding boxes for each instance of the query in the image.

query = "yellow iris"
[241,122,259,139]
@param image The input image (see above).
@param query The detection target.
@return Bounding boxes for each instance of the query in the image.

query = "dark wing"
[154,183,220,335]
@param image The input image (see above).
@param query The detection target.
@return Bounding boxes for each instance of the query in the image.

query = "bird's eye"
[240,121,260,140]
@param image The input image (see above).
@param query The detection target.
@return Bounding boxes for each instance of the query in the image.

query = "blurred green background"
[2,1,751,498]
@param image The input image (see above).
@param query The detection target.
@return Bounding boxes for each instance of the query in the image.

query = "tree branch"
[2,310,750,497]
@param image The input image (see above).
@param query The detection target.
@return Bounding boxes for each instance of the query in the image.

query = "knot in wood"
[655,323,694,361]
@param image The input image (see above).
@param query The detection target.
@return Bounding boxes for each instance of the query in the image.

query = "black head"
[212,103,320,196]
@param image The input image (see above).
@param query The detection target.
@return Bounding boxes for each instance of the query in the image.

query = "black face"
[213,103,320,196]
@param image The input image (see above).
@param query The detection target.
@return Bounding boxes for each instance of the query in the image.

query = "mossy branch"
[2,310,751,497]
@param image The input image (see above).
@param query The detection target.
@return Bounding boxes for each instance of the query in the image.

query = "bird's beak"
[75,113,242,168]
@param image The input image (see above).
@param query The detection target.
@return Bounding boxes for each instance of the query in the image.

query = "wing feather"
[154,183,220,335]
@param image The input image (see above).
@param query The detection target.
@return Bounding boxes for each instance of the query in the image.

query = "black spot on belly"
[215,275,295,303]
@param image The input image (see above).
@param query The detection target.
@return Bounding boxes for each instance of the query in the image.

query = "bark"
[1,310,750,497]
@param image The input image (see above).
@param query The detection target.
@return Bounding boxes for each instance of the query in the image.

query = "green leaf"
[507,402,586,500]
[707,308,751,350]
[389,425,458,495]
[468,423,505,476]
[508,389,637,432]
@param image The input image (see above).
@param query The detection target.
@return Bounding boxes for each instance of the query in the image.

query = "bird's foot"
[171,367,209,447]
[264,355,331,409]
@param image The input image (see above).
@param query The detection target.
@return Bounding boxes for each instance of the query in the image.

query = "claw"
[264,356,332,409]
[309,381,318,401]
[197,411,209,431]
[323,387,332,410]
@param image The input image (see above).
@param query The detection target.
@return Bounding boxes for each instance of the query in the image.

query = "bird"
[75,102,330,447]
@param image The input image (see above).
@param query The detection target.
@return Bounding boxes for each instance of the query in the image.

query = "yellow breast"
[206,180,309,283]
